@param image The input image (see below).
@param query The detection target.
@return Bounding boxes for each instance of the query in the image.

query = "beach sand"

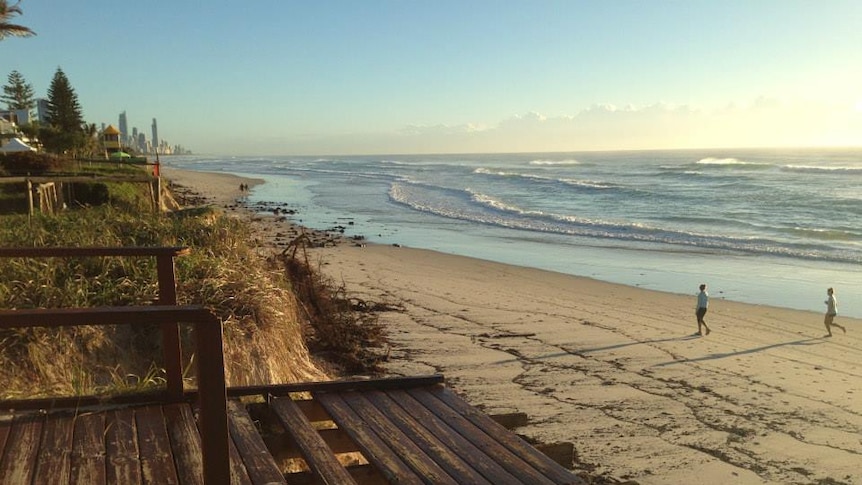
[163,166,862,485]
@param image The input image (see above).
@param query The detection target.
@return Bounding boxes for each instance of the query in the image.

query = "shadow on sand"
[652,336,826,367]
[489,334,702,365]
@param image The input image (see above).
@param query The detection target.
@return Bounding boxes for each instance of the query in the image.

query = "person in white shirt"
[695,284,711,336]
[823,287,845,337]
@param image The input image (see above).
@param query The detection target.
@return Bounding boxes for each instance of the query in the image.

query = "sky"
[1,1,861,156]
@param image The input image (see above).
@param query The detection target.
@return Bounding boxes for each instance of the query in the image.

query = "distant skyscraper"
[151,118,159,154]
[118,111,128,145]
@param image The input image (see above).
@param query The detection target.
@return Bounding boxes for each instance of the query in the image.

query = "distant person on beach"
[696,284,711,336]
[823,287,845,337]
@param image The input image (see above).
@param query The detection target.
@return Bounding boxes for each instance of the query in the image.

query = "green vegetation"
[0,152,156,214]
[1,67,103,156]
[1,70,34,110]
[0,169,388,399]
[41,68,90,155]
[0,1,35,40]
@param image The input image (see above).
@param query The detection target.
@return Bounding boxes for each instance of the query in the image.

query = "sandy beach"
[163,166,862,485]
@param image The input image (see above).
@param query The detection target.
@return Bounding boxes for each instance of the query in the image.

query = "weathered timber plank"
[337,391,460,485]
[382,389,523,484]
[285,463,385,485]
[0,412,43,485]
[135,405,180,485]
[270,397,358,485]
[0,411,15,475]
[226,374,445,398]
[0,246,190,258]
[70,412,108,485]
[406,387,557,485]
[414,387,583,485]
[226,400,286,485]
[164,403,204,485]
[0,304,214,329]
[315,392,424,485]
[226,429,254,485]
[362,390,495,484]
[106,407,143,485]
[0,390,169,411]
[33,411,76,484]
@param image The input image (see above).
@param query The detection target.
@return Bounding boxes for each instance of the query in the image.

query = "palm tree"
[0,0,35,40]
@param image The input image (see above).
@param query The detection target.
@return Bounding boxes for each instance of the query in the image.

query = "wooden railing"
[0,305,230,485]
[0,246,191,399]
[0,247,229,484]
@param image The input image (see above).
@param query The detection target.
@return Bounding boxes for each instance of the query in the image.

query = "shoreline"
[161,167,862,485]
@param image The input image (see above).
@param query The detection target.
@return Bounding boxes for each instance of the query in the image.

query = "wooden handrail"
[0,305,230,485]
[0,246,190,258]
[0,246,190,399]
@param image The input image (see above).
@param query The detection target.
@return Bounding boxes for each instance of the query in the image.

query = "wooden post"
[156,254,184,401]
[27,179,33,217]
[195,313,230,485]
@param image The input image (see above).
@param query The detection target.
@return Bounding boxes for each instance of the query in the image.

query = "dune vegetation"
[0,157,386,399]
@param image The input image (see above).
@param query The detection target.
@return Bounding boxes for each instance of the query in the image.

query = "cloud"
[210,97,861,155]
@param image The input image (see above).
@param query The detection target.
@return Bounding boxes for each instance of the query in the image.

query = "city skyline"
[0,1,860,156]
[111,111,180,155]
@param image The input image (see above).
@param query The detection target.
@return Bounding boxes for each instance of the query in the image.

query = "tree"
[0,0,35,40]
[45,68,83,133]
[1,70,35,110]
[42,67,86,154]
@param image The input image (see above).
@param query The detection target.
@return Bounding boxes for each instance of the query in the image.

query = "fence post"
[157,254,184,401]
[195,313,230,485]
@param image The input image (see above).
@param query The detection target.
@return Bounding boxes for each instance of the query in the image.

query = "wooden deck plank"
[227,399,287,485]
[33,411,75,484]
[136,405,180,485]
[164,403,204,485]
[0,411,13,482]
[270,396,358,485]
[70,412,107,485]
[383,389,525,485]
[0,412,43,485]
[315,392,425,485]
[0,411,12,461]
[227,374,445,399]
[407,387,560,484]
[226,428,254,485]
[405,387,559,485]
[362,390,496,485]
[413,386,582,485]
[106,407,143,485]
[337,391,462,485]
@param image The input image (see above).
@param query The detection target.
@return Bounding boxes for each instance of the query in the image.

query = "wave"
[529,159,580,166]
[473,167,614,189]
[387,182,859,264]
[695,158,774,169]
[780,164,862,175]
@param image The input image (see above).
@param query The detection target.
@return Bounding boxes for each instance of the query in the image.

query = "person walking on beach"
[696,284,711,336]
[824,287,845,337]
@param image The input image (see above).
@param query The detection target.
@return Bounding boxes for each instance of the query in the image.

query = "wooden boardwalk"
[0,248,582,484]
[0,377,582,485]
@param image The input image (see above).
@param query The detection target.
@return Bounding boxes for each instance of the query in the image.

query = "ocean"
[164,148,862,318]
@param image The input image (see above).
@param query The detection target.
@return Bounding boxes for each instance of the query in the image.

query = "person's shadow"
[652,336,825,367]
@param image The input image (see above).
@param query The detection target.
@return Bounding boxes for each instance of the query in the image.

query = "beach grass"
[0,176,386,399]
